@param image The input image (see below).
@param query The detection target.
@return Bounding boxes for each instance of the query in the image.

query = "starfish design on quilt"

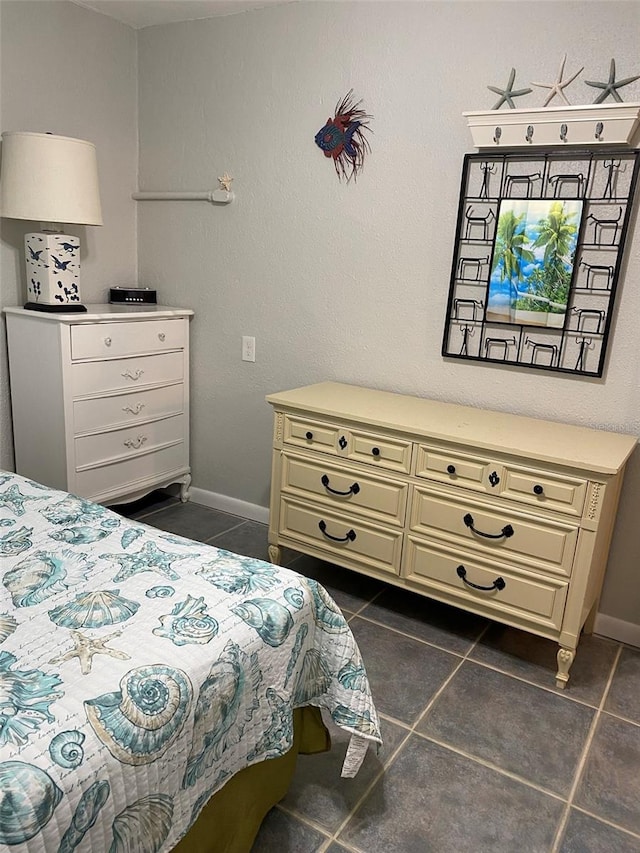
[585,59,640,104]
[487,68,532,110]
[101,541,187,583]
[49,629,131,675]
[531,54,584,106]
[0,485,40,516]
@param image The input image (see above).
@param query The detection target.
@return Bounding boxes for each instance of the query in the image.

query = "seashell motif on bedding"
[182,640,262,789]
[48,526,111,545]
[0,519,15,527]
[0,484,41,516]
[121,528,144,549]
[100,541,188,583]
[284,623,309,688]
[331,704,380,737]
[283,587,305,611]
[48,589,140,629]
[3,549,94,607]
[337,660,370,693]
[58,780,110,853]
[0,761,62,845]
[196,551,281,594]
[292,648,332,705]
[42,495,106,526]
[304,578,349,633]
[0,526,33,556]
[109,793,174,853]
[49,730,85,769]
[145,585,175,599]
[0,613,18,644]
[231,597,294,647]
[0,651,64,746]
[153,595,218,645]
[100,516,121,529]
[85,664,193,765]
[247,687,293,761]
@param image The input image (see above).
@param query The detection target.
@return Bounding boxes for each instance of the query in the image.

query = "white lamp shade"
[0,131,103,225]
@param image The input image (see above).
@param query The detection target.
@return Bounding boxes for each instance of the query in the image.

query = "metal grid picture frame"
[442,148,640,376]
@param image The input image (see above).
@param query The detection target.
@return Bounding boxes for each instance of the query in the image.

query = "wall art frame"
[441,148,640,376]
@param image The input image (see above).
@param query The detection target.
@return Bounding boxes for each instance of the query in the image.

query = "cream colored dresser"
[4,305,193,506]
[266,382,636,688]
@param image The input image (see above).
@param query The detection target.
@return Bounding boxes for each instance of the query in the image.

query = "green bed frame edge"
[172,707,331,853]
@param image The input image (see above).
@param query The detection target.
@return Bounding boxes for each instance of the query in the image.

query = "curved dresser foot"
[180,473,192,503]
[268,544,282,566]
[556,646,576,689]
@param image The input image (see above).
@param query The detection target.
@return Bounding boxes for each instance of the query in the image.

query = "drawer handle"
[533,484,544,495]
[122,369,144,381]
[371,447,380,457]
[318,520,356,543]
[447,464,456,475]
[456,565,506,592]
[122,403,145,415]
[123,435,148,449]
[321,474,360,496]
[104,336,112,347]
[463,512,514,540]
[305,431,314,440]
[158,332,166,341]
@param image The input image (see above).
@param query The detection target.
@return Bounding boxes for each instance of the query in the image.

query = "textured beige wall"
[0,0,138,468]
[136,1,640,627]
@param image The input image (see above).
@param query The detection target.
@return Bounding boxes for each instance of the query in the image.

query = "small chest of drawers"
[4,305,193,506]
[266,382,636,688]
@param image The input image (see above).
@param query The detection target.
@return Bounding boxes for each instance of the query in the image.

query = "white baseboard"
[189,487,269,525]
[594,613,640,649]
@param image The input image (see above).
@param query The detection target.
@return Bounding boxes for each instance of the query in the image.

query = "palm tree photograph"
[486,199,583,328]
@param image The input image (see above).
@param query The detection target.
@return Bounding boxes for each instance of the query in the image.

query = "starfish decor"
[487,68,532,110]
[217,172,233,192]
[50,630,131,675]
[531,54,583,106]
[585,59,640,104]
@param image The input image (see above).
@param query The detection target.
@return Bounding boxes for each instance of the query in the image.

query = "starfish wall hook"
[585,59,640,104]
[487,68,532,110]
[531,54,583,106]
[217,172,233,192]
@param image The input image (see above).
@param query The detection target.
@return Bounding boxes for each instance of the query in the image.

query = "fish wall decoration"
[315,90,372,182]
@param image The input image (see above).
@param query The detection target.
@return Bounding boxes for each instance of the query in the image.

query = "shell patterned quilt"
[0,472,381,852]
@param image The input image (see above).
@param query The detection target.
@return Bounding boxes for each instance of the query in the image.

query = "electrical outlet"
[242,336,256,362]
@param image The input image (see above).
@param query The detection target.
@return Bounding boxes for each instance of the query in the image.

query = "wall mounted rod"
[132,190,233,204]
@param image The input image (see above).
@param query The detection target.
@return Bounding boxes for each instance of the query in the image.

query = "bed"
[0,471,381,852]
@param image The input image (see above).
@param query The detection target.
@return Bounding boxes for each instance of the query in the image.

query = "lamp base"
[24,302,87,313]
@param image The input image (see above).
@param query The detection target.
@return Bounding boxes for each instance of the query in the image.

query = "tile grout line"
[550,642,624,852]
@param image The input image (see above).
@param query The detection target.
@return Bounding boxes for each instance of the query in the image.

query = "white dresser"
[4,305,193,506]
[266,382,636,688]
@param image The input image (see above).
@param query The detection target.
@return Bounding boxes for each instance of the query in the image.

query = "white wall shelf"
[132,189,233,204]
[464,102,640,149]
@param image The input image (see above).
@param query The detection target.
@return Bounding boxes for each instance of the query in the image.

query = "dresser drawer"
[410,485,579,576]
[416,444,494,492]
[281,452,407,525]
[75,414,185,469]
[347,428,412,474]
[404,537,569,632]
[71,319,186,360]
[73,383,184,434]
[283,415,342,455]
[71,352,184,397]
[279,497,403,576]
[75,442,188,501]
[500,463,587,517]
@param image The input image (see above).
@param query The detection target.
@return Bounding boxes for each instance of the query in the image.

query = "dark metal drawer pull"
[457,565,506,592]
[321,474,360,496]
[318,520,356,542]
[533,484,544,495]
[305,431,313,440]
[447,464,456,474]
[463,512,514,539]
[371,447,380,457]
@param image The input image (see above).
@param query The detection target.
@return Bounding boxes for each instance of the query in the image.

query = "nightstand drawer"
[73,383,184,433]
[410,485,579,576]
[283,416,342,455]
[71,319,186,360]
[279,497,403,576]
[500,464,587,516]
[281,452,407,525]
[416,444,493,492]
[75,414,185,468]
[347,428,412,474]
[404,538,569,632]
[71,352,184,397]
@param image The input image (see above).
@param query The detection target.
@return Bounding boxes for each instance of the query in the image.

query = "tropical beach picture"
[486,199,583,328]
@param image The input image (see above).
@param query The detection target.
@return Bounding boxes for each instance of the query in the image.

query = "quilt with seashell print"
[0,471,381,852]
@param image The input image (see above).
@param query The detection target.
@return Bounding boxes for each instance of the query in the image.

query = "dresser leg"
[180,474,192,503]
[268,544,281,565]
[556,646,576,689]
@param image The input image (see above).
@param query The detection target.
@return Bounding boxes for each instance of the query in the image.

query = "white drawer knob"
[122,369,144,381]
[124,435,147,450]
[104,337,112,347]
[122,403,145,415]
[158,332,166,342]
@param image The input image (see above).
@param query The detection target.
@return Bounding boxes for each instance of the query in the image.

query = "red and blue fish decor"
[315,90,372,182]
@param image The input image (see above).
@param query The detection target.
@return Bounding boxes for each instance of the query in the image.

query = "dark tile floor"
[115,493,640,853]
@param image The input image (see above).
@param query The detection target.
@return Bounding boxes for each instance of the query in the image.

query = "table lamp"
[0,131,103,312]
